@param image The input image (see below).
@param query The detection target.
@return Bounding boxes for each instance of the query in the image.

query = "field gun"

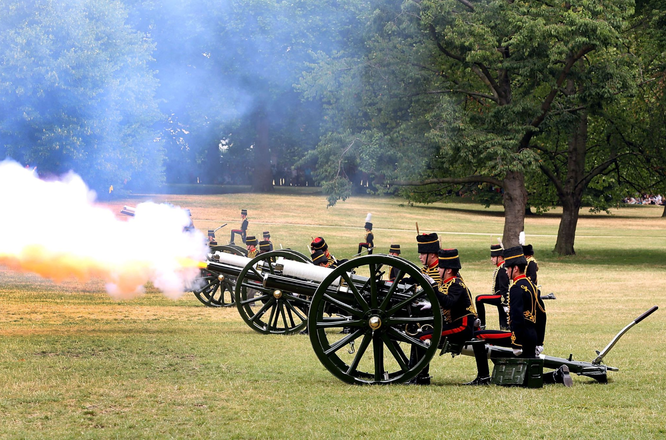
[200,252,658,386]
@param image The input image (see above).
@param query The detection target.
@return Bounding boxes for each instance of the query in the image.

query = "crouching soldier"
[310,237,339,268]
[408,249,489,386]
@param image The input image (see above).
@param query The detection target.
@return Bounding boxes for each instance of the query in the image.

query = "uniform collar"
[442,276,456,283]
[512,274,526,282]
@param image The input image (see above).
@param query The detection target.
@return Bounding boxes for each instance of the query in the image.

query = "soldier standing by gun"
[475,243,510,330]
[388,244,401,281]
[229,209,248,245]
[357,213,374,255]
[262,231,273,251]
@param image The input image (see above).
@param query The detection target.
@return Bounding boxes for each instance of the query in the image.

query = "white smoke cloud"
[0,159,208,299]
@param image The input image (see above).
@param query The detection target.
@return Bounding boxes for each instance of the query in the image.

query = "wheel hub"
[218,274,225,282]
[368,315,382,330]
[273,290,283,299]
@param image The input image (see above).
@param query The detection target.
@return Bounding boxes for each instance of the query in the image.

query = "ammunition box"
[491,357,544,388]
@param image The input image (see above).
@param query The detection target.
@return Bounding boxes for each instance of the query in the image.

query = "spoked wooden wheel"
[193,245,246,307]
[307,255,442,384]
[235,250,312,334]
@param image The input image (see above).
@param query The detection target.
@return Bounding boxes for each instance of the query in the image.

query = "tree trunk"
[554,196,580,255]
[251,104,274,193]
[554,110,588,255]
[502,171,527,247]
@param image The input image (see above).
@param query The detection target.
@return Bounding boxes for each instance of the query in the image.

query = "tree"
[126,0,359,192]
[0,0,163,195]
[300,0,633,247]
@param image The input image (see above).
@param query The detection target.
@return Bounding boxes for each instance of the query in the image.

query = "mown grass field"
[1,191,665,439]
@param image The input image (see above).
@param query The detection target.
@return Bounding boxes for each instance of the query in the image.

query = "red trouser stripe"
[475,331,511,340]
[476,295,501,301]
[420,316,468,340]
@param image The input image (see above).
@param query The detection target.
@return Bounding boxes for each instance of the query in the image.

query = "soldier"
[523,244,538,285]
[311,250,330,267]
[388,244,401,281]
[357,213,374,255]
[183,209,195,232]
[245,236,258,258]
[505,245,570,386]
[229,209,248,245]
[310,237,339,268]
[409,249,489,385]
[262,231,274,252]
[474,244,509,330]
[523,244,546,354]
[417,233,440,284]
[258,240,271,255]
[207,229,218,246]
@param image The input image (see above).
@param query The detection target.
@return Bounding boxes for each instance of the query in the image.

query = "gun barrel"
[120,206,136,217]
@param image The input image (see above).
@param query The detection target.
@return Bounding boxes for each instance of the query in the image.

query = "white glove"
[535,345,544,356]
[422,274,436,285]
[413,300,431,311]
[512,348,523,356]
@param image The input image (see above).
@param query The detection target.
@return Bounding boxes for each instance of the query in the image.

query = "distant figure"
[357,213,374,255]
[229,209,248,245]
[262,231,273,252]
[388,244,401,281]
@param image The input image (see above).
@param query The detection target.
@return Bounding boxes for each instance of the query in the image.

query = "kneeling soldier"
[475,243,509,330]
[504,245,570,386]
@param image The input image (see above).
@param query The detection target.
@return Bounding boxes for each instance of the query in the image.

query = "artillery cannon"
[202,252,659,386]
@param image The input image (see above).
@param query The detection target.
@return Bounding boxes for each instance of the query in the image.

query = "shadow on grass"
[547,248,666,267]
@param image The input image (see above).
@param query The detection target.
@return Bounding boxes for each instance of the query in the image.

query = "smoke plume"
[0,159,208,299]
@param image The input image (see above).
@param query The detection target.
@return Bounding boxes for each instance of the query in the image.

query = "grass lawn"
[1,192,665,439]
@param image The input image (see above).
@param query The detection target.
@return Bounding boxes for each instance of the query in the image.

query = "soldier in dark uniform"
[357,214,374,255]
[409,249,489,385]
[475,244,510,330]
[388,244,401,281]
[311,250,330,267]
[258,240,271,255]
[523,244,546,354]
[230,209,248,245]
[310,237,339,268]
[505,245,571,385]
[245,236,258,258]
[523,244,538,284]
[417,232,440,284]
[263,231,274,252]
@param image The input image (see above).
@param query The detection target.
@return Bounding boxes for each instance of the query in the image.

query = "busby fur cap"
[311,237,328,252]
[259,240,271,251]
[503,246,527,267]
[241,209,247,216]
[245,236,258,246]
[438,248,461,270]
[417,233,439,254]
[490,243,503,257]
[263,231,270,238]
[389,244,401,254]
[522,244,534,256]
